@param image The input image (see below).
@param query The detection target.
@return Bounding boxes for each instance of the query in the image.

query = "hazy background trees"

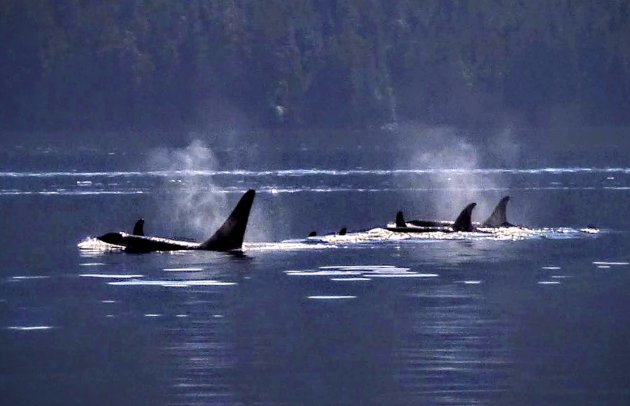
[2,0,629,133]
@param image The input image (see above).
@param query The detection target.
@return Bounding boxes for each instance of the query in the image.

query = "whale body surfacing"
[97,190,256,253]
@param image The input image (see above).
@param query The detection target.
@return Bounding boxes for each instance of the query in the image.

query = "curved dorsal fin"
[199,190,256,251]
[482,196,511,227]
[307,231,317,237]
[452,203,476,232]
[395,211,406,228]
[132,218,144,236]
[338,227,347,236]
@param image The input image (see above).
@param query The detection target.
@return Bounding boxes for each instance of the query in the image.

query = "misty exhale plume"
[148,140,229,239]
[395,125,525,225]
[147,139,271,243]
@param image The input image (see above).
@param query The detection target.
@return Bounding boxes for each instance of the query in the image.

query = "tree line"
[1,0,629,133]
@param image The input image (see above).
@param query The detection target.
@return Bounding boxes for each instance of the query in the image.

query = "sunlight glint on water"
[1,157,629,405]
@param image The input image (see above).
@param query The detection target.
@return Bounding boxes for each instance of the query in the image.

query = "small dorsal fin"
[452,203,476,232]
[338,227,347,236]
[307,231,317,237]
[395,211,406,228]
[132,218,144,236]
[482,196,511,227]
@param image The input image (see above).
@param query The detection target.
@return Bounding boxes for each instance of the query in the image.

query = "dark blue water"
[1,138,629,405]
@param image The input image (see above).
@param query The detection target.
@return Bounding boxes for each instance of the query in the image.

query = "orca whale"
[387,196,516,233]
[132,218,144,236]
[306,227,348,238]
[97,189,256,252]
[452,203,477,232]
[387,202,477,233]
[481,196,514,227]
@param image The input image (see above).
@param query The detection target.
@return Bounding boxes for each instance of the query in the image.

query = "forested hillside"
[2,0,629,132]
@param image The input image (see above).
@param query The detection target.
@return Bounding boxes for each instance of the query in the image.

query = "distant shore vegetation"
[2,0,629,132]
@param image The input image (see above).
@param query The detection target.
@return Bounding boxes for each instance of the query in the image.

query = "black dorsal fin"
[452,203,477,232]
[132,218,144,236]
[199,190,256,251]
[307,231,317,237]
[395,211,406,228]
[338,227,347,236]
[482,196,511,227]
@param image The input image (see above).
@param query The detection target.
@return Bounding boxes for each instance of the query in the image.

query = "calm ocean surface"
[0,137,629,405]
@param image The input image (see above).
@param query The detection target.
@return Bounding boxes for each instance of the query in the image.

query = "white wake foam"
[7,326,54,331]
[77,237,123,251]
[108,279,236,287]
[286,265,438,280]
[78,224,600,255]
[313,226,599,244]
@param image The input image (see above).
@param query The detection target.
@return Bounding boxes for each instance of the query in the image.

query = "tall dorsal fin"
[452,203,477,232]
[338,227,347,236]
[199,190,256,251]
[132,218,144,236]
[395,211,406,228]
[482,196,512,227]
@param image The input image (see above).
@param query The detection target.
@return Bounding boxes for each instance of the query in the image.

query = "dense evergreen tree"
[1,0,629,132]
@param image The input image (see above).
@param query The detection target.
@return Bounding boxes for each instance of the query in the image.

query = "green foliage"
[1,0,629,131]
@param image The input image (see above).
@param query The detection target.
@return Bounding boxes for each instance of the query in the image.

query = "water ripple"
[2,167,630,178]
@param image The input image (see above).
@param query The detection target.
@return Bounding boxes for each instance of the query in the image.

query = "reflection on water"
[2,232,630,404]
[162,291,239,405]
[1,160,630,404]
[131,260,512,405]
[394,284,508,404]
